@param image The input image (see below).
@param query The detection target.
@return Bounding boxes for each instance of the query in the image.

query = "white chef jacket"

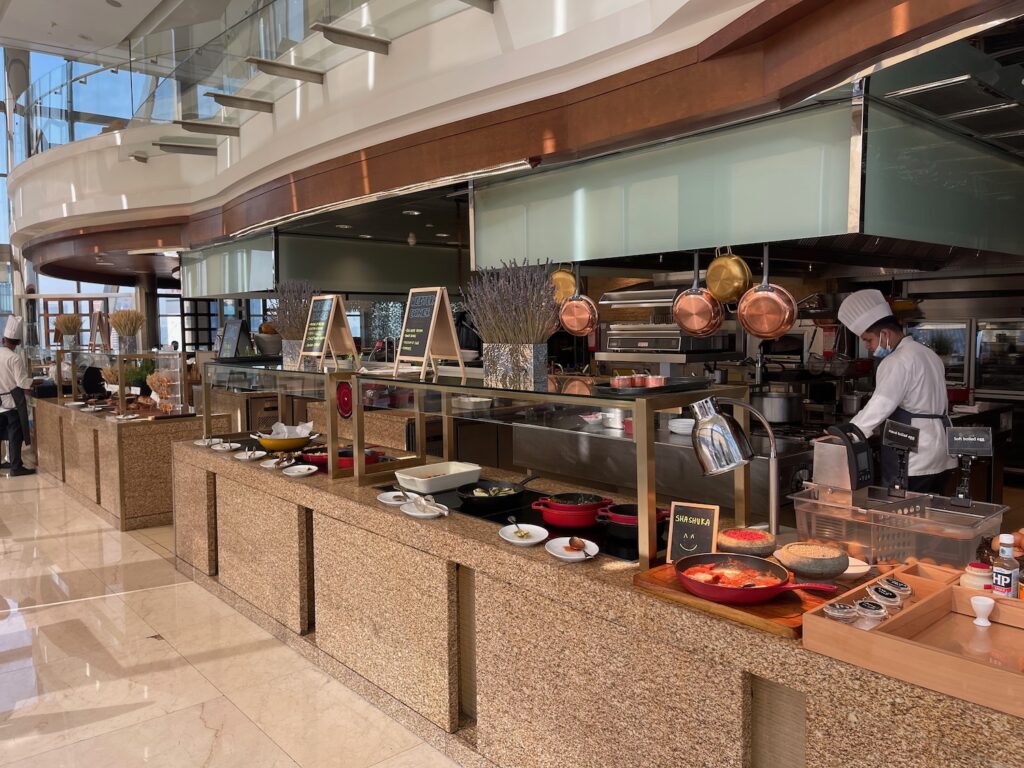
[0,347,32,413]
[850,337,956,477]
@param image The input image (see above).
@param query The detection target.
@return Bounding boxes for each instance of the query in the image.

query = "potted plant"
[267,280,315,370]
[54,314,83,349]
[109,309,146,353]
[463,260,559,390]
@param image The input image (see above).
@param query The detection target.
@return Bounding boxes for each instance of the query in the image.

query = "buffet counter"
[170,439,1022,768]
[35,398,230,530]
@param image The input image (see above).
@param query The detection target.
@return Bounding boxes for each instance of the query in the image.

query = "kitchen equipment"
[532,492,612,528]
[595,376,712,398]
[597,503,670,540]
[252,433,319,452]
[841,392,868,417]
[737,245,797,340]
[797,293,837,327]
[456,480,526,510]
[789,485,1007,567]
[749,391,804,424]
[815,423,873,489]
[597,322,741,368]
[550,264,577,304]
[301,446,384,469]
[673,553,837,605]
[535,492,612,510]
[559,263,599,338]
[706,245,753,304]
[672,253,724,337]
[394,462,482,493]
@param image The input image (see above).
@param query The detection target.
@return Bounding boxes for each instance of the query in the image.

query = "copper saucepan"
[672,252,724,337]
[737,244,797,340]
[706,245,753,304]
[559,263,599,337]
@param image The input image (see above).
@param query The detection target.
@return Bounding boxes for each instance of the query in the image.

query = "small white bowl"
[194,437,223,447]
[234,450,267,461]
[452,396,493,411]
[260,457,294,469]
[377,491,421,506]
[400,501,445,519]
[212,442,241,452]
[282,464,318,478]
[499,523,548,547]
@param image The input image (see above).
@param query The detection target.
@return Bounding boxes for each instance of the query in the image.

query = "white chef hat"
[837,290,893,336]
[3,315,24,341]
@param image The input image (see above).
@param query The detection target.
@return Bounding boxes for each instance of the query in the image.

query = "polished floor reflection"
[0,471,457,768]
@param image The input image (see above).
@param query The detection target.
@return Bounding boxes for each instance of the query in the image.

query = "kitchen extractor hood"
[597,286,679,309]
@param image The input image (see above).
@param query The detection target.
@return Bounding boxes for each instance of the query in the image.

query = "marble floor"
[0,470,458,768]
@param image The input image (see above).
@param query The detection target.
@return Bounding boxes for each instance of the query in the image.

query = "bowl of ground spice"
[774,542,849,580]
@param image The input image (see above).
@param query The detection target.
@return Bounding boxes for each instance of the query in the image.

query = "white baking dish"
[394,462,482,493]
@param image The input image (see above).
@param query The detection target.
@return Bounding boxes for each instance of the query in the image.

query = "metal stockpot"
[750,391,804,423]
[841,392,868,417]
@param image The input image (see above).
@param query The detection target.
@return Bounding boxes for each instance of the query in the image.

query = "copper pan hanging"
[672,252,724,338]
[559,263,599,337]
[737,245,797,340]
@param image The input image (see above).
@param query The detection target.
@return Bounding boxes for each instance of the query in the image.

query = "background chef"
[836,289,955,493]
[0,316,37,476]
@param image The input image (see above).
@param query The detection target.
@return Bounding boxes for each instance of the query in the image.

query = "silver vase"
[482,343,548,391]
[281,339,302,370]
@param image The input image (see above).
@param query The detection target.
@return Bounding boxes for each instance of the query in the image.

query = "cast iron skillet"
[456,480,525,511]
[673,553,837,606]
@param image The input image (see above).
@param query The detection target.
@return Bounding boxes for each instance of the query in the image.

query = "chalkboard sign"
[882,420,920,452]
[218,320,245,359]
[394,287,465,380]
[399,291,438,359]
[302,296,334,355]
[948,426,993,457]
[667,502,719,563]
[297,295,358,371]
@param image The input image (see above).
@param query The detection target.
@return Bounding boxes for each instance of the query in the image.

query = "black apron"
[880,405,949,486]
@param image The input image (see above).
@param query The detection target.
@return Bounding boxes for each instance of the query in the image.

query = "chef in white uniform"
[0,316,36,476]
[837,290,955,493]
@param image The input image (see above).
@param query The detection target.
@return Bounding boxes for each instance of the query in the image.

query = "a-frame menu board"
[88,311,112,351]
[297,294,358,371]
[394,287,465,380]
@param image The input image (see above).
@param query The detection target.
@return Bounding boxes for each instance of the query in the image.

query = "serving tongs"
[413,494,449,516]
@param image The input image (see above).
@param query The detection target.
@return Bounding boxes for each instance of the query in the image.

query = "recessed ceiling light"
[358,234,373,239]
[402,209,421,216]
[335,224,352,229]
[424,223,435,228]
[436,233,450,238]
[78,33,93,41]
[106,0,122,6]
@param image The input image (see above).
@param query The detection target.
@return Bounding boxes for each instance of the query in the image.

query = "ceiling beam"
[309,23,390,54]
[245,57,325,84]
[152,142,218,157]
[456,0,495,11]
[204,91,275,114]
[175,120,241,137]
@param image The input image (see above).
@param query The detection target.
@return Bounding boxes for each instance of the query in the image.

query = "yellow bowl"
[254,435,316,452]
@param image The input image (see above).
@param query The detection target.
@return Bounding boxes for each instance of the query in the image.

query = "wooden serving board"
[633,564,853,639]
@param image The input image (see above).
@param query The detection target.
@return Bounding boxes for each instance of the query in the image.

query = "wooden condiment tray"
[633,563,864,639]
[803,564,1024,718]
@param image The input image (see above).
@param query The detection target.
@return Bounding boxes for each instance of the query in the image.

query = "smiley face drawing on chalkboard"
[677,532,700,553]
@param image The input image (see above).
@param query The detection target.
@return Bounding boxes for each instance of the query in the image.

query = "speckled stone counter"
[35,398,230,530]
[172,441,1024,768]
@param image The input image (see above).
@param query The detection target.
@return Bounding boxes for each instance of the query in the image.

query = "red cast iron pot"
[534,493,611,511]
[673,553,837,606]
[302,447,383,470]
[596,503,671,525]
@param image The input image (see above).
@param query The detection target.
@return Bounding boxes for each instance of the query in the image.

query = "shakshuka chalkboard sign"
[667,502,720,562]
[394,287,465,380]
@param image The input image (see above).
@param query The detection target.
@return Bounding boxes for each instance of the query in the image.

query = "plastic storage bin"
[789,484,1006,567]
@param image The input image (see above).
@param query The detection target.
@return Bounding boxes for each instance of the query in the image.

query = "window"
[182,299,218,352]
[158,292,182,349]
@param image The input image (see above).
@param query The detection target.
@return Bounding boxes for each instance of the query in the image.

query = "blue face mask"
[873,333,891,359]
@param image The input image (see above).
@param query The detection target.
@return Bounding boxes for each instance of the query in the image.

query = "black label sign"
[667,502,719,562]
[302,297,334,355]
[882,420,920,452]
[399,290,438,359]
[947,426,993,457]
[218,320,244,358]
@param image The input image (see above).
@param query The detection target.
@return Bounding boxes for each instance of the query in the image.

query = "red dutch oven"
[531,492,612,528]
[302,446,384,470]
[597,503,671,539]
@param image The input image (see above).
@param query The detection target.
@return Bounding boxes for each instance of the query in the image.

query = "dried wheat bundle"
[109,309,146,337]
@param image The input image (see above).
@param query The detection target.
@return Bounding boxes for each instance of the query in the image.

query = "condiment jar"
[853,599,887,630]
[880,576,913,598]
[823,602,857,624]
[959,562,993,591]
[867,584,903,611]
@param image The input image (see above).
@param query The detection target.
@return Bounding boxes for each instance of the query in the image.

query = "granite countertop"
[37,397,205,432]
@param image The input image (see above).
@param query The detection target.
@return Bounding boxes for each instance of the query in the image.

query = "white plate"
[839,556,871,580]
[211,442,241,452]
[234,450,267,461]
[282,464,318,478]
[545,536,599,561]
[115,414,139,421]
[399,501,445,519]
[80,406,102,412]
[377,491,421,506]
[65,402,85,409]
[668,418,695,435]
[260,457,294,469]
[499,523,548,547]
[194,437,223,447]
